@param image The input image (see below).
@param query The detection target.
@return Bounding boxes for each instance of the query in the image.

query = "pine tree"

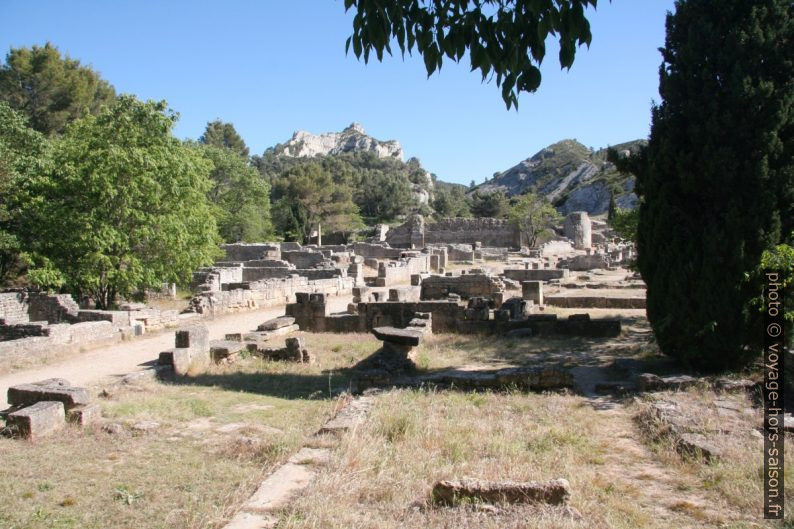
[199,120,249,158]
[635,0,793,370]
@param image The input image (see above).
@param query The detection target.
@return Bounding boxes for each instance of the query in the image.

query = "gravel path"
[0,294,353,408]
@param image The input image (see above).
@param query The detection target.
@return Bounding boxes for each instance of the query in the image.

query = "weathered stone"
[522,280,544,305]
[158,350,174,365]
[7,401,65,439]
[211,340,246,362]
[66,403,101,426]
[677,433,722,462]
[171,347,192,376]
[432,478,571,506]
[372,326,424,346]
[636,373,700,392]
[8,382,90,410]
[132,420,160,433]
[257,316,296,331]
[175,324,209,351]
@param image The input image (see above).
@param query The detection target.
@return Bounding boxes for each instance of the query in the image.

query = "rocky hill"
[276,122,404,159]
[475,139,645,215]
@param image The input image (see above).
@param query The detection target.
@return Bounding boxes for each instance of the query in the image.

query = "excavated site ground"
[0,265,789,529]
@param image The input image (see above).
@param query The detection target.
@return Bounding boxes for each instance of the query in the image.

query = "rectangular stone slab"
[8,383,90,409]
[372,326,424,346]
[432,478,571,506]
[257,316,296,331]
[8,401,65,439]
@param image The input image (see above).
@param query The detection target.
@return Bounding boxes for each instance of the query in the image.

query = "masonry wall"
[28,293,80,323]
[385,216,520,249]
[502,269,569,282]
[189,275,354,315]
[221,243,281,261]
[0,292,29,324]
[421,274,505,300]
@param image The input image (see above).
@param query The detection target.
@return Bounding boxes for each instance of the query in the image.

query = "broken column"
[563,211,592,249]
[522,281,544,306]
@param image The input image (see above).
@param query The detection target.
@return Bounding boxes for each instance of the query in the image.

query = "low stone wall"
[351,242,404,260]
[375,255,430,287]
[386,216,520,248]
[281,250,327,269]
[0,321,118,366]
[503,269,569,282]
[27,293,80,323]
[188,275,354,316]
[544,295,646,309]
[221,243,281,261]
[421,274,505,300]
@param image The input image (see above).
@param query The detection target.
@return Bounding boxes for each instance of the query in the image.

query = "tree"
[272,163,363,243]
[22,96,221,308]
[344,0,598,109]
[632,0,793,371]
[432,185,471,218]
[0,102,49,284]
[608,207,638,243]
[200,144,274,242]
[508,192,560,247]
[469,189,510,218]
[0,43,116,136]
[356,169,413,220]
[200,120,250,158]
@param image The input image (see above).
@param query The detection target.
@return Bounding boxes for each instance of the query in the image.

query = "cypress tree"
[636,0,793,371]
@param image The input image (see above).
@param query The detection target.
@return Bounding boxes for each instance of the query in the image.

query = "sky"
[1,0,676,185]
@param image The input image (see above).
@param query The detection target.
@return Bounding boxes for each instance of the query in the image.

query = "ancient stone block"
[8,382,90,410]
[210,340,246,362]
[66,403,101,426]
[372,326,424,346]
[432,478,571,506]
[175,324,209,351]
[8,401,65,439]
[522,280,544,305]
[257,316,295,331]
[171,347,192,376]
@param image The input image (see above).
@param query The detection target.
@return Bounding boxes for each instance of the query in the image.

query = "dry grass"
[0,332,383,529]
[632,387,794,526]
[275,389,664,528]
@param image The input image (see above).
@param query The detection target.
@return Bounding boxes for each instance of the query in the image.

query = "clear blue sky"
[1,0,675,185]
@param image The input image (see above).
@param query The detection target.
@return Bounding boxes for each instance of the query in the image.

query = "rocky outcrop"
[475,139,644,215]
[280,122,403,159]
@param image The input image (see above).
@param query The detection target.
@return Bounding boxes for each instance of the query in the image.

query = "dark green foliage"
[271,163,363,243]
[0,43,116,136]
[469,190,510,218]
[344,0,598,109]
[508,192,560,247]
[200,144,274,243]
[0,103,49,284]
[634,0,793,371]
[432,183,471,218]
[21,96,221,308]
[200,120,250,158]
[254,150,434,228]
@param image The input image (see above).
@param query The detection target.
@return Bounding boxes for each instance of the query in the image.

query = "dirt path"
[0,294,353,408]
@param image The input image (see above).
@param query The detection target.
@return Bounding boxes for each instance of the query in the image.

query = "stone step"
[8,382,90,410]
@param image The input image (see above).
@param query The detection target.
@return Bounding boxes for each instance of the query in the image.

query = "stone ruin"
[3,378,100,439]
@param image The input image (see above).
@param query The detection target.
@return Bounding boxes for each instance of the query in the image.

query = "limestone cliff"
[277,122,404,159]
[476,139,645,215]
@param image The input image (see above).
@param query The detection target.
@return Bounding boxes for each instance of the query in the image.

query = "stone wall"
[0,292,29,324]
[221,243,281,261]
[351,242,404,260]
[375,255,430,287]
[0,321,118,365]
[188,275,354,316]
[502,268,569,282]
[28,293,80,323]
[385,216,520,249]
[420,274,505,300]
[281,250,327,269]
